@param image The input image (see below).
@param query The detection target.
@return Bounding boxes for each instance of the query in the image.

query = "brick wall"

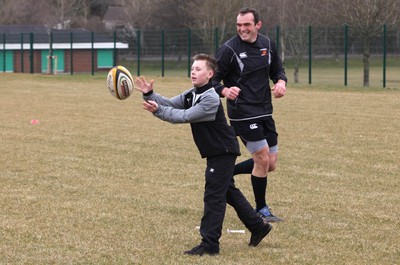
[12,49,103,73]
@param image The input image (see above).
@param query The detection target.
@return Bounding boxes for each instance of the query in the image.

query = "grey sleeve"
[153,90,219,124]
[143,91,185,109]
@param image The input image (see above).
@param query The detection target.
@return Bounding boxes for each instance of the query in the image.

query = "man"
[135,54,272,256]
[213,7,287,223]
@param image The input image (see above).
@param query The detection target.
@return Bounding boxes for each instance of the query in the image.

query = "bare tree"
[322,0,400,87]
[273,0,323,83]
[122,0,189,29]
[41,0,93,29]
[181,0,242,48]
[122,0,158,29]
[179,0,278,52]
[0,0,97,28]
[0,0,45,24]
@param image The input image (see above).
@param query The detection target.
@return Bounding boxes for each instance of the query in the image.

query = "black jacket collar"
[195,82,213,94]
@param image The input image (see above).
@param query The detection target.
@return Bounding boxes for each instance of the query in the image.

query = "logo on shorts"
[249,123,258,130]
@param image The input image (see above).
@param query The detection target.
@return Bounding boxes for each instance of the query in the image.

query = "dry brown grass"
[0,73,399,264]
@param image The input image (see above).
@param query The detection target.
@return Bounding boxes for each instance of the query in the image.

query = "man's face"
[236,12,261,43]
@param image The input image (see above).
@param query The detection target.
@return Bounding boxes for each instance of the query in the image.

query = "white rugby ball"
[107,66,134,100]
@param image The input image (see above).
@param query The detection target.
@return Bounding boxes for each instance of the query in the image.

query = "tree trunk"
[362,36,370,87]
[294,65,299,83]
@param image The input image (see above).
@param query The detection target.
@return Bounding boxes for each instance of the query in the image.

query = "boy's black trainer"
[184,244,219,256]
[249,223,273,247]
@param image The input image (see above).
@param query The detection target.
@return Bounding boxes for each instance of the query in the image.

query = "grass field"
[1,73,399,264]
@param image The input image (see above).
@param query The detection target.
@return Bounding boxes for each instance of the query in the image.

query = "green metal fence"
[1,25,399,88]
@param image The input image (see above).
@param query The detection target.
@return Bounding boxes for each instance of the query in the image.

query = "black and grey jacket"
[212,34,287,121]
[143,82,240,158]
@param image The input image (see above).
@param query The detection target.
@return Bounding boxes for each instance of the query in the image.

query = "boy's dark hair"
[238,7,260,24]
[193,53,217,75]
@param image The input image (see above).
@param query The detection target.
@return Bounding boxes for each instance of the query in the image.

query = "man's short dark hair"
[238,7,260,24]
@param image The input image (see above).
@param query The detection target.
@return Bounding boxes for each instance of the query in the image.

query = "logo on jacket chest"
[239,52,247,59]
[239,49,268,59]
[260,48,268,56]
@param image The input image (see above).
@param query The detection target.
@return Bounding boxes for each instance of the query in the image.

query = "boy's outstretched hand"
[134,76,154,94]
[143,100,158,113]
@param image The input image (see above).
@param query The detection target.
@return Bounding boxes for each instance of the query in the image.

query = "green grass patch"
[283,56,400,69]
[1,73,399,264]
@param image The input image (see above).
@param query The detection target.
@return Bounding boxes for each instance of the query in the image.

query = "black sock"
[233,158,254,175]
[251,175,267,212]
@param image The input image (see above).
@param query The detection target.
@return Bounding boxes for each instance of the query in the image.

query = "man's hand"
[272,80,286,98]
[222,86,241,100]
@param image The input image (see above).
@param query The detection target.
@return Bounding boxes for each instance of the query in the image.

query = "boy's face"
[191,60,213,87]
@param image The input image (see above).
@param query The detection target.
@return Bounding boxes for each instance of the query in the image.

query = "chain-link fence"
[1,25,399,88]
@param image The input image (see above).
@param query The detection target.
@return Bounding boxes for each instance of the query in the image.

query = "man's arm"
[269,41,287,98]
[212,43,242,100]
[269,41,287,85]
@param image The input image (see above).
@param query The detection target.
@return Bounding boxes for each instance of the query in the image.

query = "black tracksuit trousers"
[199,154,265,252]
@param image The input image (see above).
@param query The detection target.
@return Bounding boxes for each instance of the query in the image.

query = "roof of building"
[0,25,129,49]
[0,25,118,43]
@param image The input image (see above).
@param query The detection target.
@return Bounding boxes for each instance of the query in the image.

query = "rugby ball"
[107,66,134,100]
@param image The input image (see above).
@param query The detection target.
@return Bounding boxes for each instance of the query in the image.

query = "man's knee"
[268,163,276,172]
[268,153,278,172]
[252,147,270,173]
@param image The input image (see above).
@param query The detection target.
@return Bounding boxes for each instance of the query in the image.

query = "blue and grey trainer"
[257,206,283,223]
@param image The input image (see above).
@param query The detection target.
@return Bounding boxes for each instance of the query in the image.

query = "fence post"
[161,30,165,77]
[308,25,312,84]
[383,24,387,88]
[344,24,348,86]
[49,31,53,74]
[20,33,24,73]
[113,31,117,66]
[137,30,141,76]
[91,31,94,75]
[70,32,73,75]
[29,33,34,73]
[3,33,6,72]
[187,28,191,78]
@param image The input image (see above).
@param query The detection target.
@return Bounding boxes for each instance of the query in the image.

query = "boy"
[134,53,272,256]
